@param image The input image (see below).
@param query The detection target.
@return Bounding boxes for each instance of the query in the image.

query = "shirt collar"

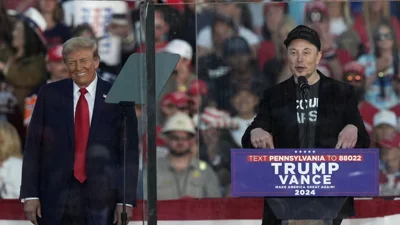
[73,74,98,97]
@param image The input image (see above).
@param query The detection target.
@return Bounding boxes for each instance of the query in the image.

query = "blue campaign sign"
[230,148,380,197]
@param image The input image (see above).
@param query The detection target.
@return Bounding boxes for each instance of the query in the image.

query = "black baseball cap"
[223,36,251,56]
[283,25,321,51]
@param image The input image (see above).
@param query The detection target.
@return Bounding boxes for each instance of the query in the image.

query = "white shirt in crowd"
[329,17,349,37]
[0,157,23,199]
[230,116,255,147]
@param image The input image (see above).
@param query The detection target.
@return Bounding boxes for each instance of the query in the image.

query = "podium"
[266,197,347,225]
[230,148,380,225]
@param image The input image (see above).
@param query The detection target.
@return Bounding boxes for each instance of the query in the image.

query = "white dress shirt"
[23,76,133,208]
[73,74,97,124]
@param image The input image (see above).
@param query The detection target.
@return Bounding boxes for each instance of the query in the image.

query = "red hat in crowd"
[343,61,366,77]
[187,79,208,96]
[161,91,189,108]
[198,107,239,130]
[46,45,63,62]
[305,0,328,14]
[379,134,400,149]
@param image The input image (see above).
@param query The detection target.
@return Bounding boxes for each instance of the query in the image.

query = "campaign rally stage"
[231,148,380,197]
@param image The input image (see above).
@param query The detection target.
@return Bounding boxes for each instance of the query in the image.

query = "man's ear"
[316,50,322,65]
[94,56,100,69]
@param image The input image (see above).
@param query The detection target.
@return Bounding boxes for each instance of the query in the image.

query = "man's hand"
[250,128,274,149]
[24,199,41,225]
[336,124,358,149]
[113,205,133,225]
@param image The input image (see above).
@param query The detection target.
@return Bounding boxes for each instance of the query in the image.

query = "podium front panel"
[231,148,380,197]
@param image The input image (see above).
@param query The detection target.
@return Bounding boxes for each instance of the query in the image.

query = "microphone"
[298,76,310,95]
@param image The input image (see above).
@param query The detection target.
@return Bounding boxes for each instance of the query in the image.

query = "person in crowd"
[357,18,400,110]
[187,79,209,119]
[162,39,196,93]
[342,61,379,135]
[144,91,190,159]
[20,37,139,225]
[325,0,365,59]
[0,73,24,142]
[0,0,14,63]
[371,110,398,148]
[107,10,137,67]
[0,121,23,199]
[259,0,290,40]
[136,7,171,53]
[174,0,198,65]
[156,39,195,124]
[197,4,260,58]
[230,88,259,148]
[209,36,265,114]
[197,106,238,196]
[353,0,400,53]
[325,0,353,37]
[261,18,296,85]
[258,8,293,70]
[389,100,400,130]
[213,0,253,31]
[24,44,70,129]
[242,25,369,225]
[160,91,190,122]
[37,0,71,47]
[197,13,238,81]
[143,112,222,200]
[303,0,355,80]
[1,7,47,113]
[379,134,400,196]
[71,23,96,40]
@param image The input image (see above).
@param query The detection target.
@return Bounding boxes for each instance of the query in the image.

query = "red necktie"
[74,88,89,183]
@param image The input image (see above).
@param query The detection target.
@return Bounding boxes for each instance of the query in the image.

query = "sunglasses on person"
[374,32,393,41]
[345,73,364,82]
[168,135,192,142]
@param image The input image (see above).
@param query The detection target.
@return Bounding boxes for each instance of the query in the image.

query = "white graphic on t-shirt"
[296,97,319,124]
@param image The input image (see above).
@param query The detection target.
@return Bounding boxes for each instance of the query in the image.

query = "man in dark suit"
[242,25,370,225]
[20,36,139,225]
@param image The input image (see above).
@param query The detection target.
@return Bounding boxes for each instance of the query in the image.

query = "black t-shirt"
[197,53,229,81]
[296,79,320,148]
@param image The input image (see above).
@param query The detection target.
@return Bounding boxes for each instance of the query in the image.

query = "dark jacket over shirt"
[242,72,370,220]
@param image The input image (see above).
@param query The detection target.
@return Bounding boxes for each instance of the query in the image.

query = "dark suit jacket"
[242,72,370,219]
[20,77,139,225]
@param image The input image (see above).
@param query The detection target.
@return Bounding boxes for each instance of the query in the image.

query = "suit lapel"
[88,78,106,143]
[65,79,75,145]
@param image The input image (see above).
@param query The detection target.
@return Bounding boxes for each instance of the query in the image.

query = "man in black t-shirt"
[242,25,370,225]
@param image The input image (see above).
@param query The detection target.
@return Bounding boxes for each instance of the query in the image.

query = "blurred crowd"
[1,0,400,200]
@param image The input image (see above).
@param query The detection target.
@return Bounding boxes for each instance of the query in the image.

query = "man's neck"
[168,154,191,172]
[307,71,320,85]
[380,49,392,57]
[294,71,320,85]
[176,69,190,84]
[238,112,256,119]
[232,70,251,80]
[43,13,54,30]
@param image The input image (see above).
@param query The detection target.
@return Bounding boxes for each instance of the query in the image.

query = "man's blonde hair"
[62,36,100,61]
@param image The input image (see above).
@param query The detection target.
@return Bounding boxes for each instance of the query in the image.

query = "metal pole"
[145,1,157,225]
